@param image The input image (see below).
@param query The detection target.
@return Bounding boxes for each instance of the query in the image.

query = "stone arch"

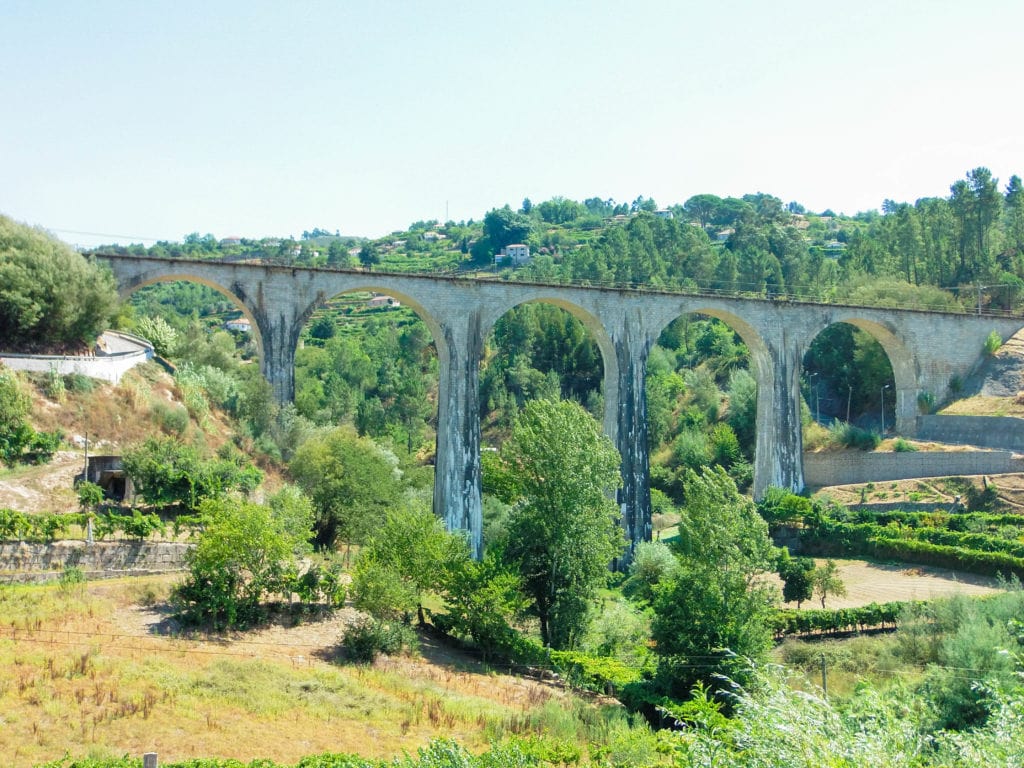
[804,316,913,433]
[310,282,447,366]
[647,307,774,497]
[651,307,772,383]
[118,272,266,366]
[480,295,619,434]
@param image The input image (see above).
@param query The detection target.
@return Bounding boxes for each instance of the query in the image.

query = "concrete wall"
[0,332,154,384]
[803,450,1023,487]
[0,541,190,584]
[917,415,1024,451]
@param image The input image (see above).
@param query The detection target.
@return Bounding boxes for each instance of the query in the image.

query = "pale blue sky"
[2,1,1022,247]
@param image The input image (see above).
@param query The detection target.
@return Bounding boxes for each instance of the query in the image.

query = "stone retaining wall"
[803,450,1024,488]
[917,414,1024,451]
[0,540,190,584]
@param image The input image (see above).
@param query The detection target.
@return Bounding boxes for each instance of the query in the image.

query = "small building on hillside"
[367,294,400,309]
[496,243,531,267]
[77,455,133,502]
[224,318,252,333]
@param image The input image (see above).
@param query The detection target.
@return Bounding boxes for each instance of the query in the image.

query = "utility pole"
[881,384,891,435]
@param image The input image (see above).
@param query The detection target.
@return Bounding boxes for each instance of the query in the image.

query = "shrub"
[340,617,417,663]
[828,420,881,450]
[58,566,86,593]
[893,438,918,452]
[44,366,66,402]
[152,400,190,435]
[917,390,935,414]
[64,373,98,394]
[983,330,1003,356]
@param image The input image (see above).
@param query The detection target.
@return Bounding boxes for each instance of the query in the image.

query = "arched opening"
[801,322,898,446]
[480,301,610,433]
[646,313,759,533]
[478,299,612,548]
[291,287,443,551]
[294,287,441,457]
[124,275,263,364]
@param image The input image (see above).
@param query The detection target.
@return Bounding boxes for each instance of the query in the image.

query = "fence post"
[143,753,158,768]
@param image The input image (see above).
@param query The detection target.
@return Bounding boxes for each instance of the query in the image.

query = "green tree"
[351,502,469,625]
[289,427,403,550]
[134,315,180,357]
[122,437,262,511]
[500,399,623,649]
[358,243,380,268]
[0,366,32,464]
[651,466,777,698]
[172,496,308,629]
[439,553,527,662]
[0,215,119,351]
[778,554,815,609]
[683,194,723,230]
[812,559,847,609]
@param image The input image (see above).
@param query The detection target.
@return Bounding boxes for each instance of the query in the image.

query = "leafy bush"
[827,420,881,450]
[984,330,1003,356]
[0,214,119,351]
[893,437,919,452]
[340,617,417,663]
[172,497,308,630]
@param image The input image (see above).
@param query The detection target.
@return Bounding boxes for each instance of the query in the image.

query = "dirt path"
[0,450,83,513]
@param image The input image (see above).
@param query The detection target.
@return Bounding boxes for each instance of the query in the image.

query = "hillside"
[0,361,275,515]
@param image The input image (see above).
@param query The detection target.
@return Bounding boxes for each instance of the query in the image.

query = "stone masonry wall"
[0,541,190,584]
[917,415,1024,451]
[803,450,1023,487]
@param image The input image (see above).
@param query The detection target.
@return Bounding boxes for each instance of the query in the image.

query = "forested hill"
[90,167,1024,313]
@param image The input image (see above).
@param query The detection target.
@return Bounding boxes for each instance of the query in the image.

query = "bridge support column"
[606,309,653,565]
[255,309,302,405]
[753,331,804,497]
[895,387,918,435]
[434,311,484,559]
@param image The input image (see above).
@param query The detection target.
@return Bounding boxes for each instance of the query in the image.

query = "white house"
[367,294,400,308]
[496,243,531,266]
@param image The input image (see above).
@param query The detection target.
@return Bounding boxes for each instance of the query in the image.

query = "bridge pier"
[606,308,654,565]
[895,387,919,435]
[753,328,805,496]
[433,310,485,559]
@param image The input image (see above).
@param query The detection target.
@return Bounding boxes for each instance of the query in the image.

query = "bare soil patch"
[771,558,1003,609]
[0,450,83,514]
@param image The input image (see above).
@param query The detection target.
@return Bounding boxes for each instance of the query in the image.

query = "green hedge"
[32,739,540,767]
[837,508,1024,533]
[0,508,195,543]
[799,520,1024,579]
[771,601,909,638]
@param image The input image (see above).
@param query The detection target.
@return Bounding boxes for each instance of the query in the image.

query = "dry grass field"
[0,576,598,768]
[770,558,1003,609]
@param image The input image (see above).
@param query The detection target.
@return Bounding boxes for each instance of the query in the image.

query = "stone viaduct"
[98,254,1024,559]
